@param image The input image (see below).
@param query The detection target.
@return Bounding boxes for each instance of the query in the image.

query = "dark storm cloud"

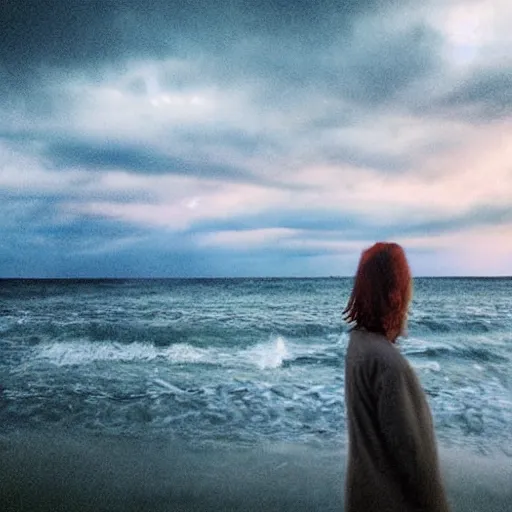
[2,0,511,279]
[0,129,297,187]
[319,25,440,107]
[1,0,419,102]
[0,200,149,250]
[0,213,333,278]
[0,214,147,277]
[1,0,404,69]
[433,69,512,121]
[206,22,442,112]
[45,139,254,180]
[0,0,445,180]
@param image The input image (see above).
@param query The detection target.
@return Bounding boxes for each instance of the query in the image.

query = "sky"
[1,0,512,278]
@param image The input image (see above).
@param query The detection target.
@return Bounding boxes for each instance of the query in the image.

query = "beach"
[1,278,511,511]
[1,430,511,512]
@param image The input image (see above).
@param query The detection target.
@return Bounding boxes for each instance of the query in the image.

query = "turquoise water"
[1,277,510,455]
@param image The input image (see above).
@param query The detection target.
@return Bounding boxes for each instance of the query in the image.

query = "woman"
[343,242,450,512]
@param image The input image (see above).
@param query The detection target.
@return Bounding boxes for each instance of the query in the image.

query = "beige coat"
[344,329,450,512]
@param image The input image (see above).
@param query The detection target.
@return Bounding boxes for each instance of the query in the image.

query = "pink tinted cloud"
[56,117,512,242]
[399,222,512,276]
[292,119,512,223]
[63,177,287,230]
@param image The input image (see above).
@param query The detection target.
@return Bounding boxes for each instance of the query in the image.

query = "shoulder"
[348,330,409,380]
[346,330,402,382]
[348,329,401,363]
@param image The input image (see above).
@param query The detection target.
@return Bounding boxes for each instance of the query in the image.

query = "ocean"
[0,278,511,511]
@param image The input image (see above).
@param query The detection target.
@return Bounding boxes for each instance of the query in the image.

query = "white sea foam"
[153,378,186,394]
[244,336,289,370]
[30,340,212,366]
[412,361,441,372]
[29,336,293,370]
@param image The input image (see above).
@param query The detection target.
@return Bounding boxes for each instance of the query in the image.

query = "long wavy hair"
[343,242,412,342]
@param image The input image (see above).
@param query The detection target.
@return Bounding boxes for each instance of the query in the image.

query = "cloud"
[0,0,407,84]
[196,228,298,249]
[399,222,512,277]
[190,203,512,242]
[0,0,450,183]
[434,69,512,121]
[44,138,258,181]
[1,0,439,125]
[4,115,508,249]
[327,24,441,107]
[60,178,288,231]
[1,0,512,277]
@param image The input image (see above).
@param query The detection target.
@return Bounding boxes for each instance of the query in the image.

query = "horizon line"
[1,276,511,280]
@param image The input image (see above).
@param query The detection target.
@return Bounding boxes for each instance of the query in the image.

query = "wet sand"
[0,430,510,512]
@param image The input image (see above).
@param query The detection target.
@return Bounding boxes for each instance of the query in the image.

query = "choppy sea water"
[0,278,511,511]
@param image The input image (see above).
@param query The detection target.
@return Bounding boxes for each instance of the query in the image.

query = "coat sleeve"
[376,361,450,511]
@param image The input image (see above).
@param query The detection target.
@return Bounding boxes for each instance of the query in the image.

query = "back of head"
[344,242,412,342]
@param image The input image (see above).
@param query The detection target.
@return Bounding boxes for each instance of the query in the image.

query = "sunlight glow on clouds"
[433,0,512,68]
[442,3,494,64]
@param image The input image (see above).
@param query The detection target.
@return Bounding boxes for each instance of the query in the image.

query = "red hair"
[343,242,412,342]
